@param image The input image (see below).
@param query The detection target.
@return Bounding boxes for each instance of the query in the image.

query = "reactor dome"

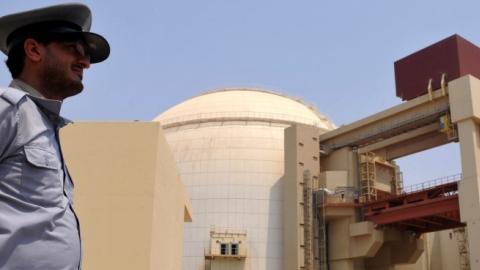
[154,88,336,130]
[154,88,335,270]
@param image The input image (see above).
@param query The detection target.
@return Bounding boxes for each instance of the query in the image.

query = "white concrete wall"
[164,122,287,270]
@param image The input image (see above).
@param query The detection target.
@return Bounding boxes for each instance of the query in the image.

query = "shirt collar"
[9,79,72,127]
[9,79,44,98]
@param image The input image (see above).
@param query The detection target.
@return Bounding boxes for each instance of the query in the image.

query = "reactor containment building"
[154,89,336,270]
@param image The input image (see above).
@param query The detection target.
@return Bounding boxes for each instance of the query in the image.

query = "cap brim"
[23,30,110,64]
[80,32,110,63]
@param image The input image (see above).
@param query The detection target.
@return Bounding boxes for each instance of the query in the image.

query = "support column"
[456,120,480,268]
[449,75,480,269]
[283,124,321,270]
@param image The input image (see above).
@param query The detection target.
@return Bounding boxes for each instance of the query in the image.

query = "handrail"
[400,173,462,195]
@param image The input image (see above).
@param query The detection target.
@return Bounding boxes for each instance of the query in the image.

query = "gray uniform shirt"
[0,80,81,270]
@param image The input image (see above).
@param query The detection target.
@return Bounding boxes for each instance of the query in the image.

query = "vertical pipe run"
[303,170,313,270]
[313,189,328,270]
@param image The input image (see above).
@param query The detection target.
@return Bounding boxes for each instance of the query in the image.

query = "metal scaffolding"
[303,170,314,270]
[360,152,377,201]
[313,189,328,270]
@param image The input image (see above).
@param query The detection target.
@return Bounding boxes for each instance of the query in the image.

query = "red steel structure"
[364,177,464,234]
[394,34,480,101]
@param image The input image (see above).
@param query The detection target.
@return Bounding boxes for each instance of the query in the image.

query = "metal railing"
[315,187,359,205]
[400,173,462,195]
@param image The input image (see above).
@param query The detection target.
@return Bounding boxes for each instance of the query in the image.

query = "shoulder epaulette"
[0,87,27,105]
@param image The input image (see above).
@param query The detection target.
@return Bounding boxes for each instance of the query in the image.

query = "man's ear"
[23,38,44,63]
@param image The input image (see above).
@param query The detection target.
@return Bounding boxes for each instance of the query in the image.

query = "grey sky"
[1,0,475,185]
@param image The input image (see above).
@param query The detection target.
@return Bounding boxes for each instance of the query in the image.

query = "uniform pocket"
[22,146,63,207]
[24,146,59,170]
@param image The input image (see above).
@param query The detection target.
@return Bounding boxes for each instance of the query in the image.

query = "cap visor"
[81,32,110,63]
[39,30,110,63]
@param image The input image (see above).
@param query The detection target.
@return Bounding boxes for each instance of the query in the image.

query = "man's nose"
[78,55,91,69]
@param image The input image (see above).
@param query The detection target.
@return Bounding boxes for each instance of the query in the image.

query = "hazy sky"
[1,0,477,185]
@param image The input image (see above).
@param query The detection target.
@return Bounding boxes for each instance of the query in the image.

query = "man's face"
[39,40,91,100]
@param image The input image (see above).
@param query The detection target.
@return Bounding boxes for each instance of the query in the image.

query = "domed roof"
[154,88,336,130]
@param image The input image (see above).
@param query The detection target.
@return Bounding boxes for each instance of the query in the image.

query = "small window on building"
[231,243,239,255]
[220,243,228,255]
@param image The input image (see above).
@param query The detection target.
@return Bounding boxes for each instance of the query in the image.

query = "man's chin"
[63,82,84,98]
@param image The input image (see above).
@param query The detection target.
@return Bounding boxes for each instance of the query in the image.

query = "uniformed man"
[0,4,109,269]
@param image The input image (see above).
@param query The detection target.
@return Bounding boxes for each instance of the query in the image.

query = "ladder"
[394,170,404,195]
[360,152,377,201]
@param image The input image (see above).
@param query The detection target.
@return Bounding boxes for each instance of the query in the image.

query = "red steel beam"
[434,212,461,223]
[365,195,459,225]
[398,221,427,229]
[365,182,458,206]
[417,218,443,226]
[414,222,465,234]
